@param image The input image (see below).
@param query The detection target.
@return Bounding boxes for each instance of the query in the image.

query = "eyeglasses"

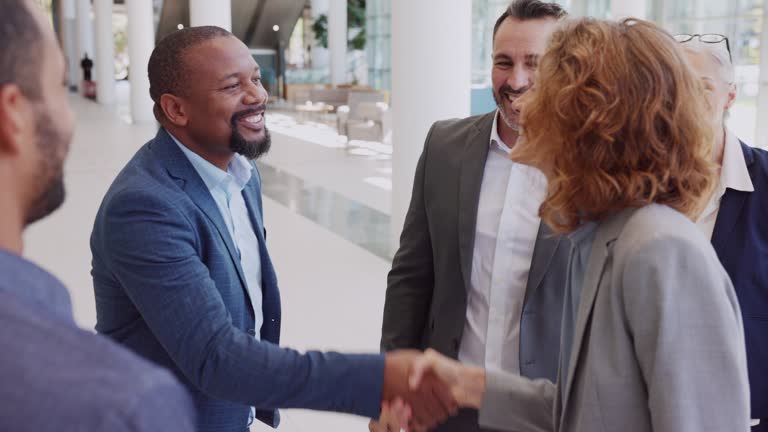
[674,33,732,62]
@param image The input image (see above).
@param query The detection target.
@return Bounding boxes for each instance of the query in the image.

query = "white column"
[609,0,647,20]
[328,0,347,85]
[310,0,330,69]
[755,3,768,148]
[76,0,94,62]
[190,0,232,31]
[390,0,472,253]
[61,0,79,89]
[127,0,155,123]
[94,0,116,105]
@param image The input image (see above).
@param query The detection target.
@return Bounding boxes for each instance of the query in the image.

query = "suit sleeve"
[381,124,437,351]
[125,368,197,431]
[96,190,385,419]
[478,370,556,432]
[621,237,751,432]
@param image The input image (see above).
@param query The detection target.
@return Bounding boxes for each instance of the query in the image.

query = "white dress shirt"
[172,135,264,338]
[458,111,548,374]
[696,129,754,239]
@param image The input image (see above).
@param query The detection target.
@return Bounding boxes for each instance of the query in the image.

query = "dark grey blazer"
[380,112,570,431]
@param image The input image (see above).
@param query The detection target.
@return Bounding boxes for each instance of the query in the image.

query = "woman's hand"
[368,398,411,432]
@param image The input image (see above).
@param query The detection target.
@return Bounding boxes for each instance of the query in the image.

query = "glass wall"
[366,0,392,90]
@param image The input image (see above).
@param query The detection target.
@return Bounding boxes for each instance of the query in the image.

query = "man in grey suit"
[377,1,568,430]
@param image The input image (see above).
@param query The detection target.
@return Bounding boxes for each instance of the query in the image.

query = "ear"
[159,93,189,127]
[725,82,737,111]
[0,84,33,156]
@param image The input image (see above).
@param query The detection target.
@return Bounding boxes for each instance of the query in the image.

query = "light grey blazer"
[478,204,751,432]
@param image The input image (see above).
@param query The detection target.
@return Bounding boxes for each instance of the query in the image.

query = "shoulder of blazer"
[426,112,496,150]
[740,140,768,178]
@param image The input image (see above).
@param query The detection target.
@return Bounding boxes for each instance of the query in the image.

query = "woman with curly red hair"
[407,17,751,432]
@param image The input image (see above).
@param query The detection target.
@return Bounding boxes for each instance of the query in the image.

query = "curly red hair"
[511,18,716,233]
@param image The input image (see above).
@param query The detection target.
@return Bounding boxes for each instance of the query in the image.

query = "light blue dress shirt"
[171,135,264,339]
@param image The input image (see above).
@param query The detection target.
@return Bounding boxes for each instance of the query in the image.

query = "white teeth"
[506,94,515,103]
[245,113,264,123]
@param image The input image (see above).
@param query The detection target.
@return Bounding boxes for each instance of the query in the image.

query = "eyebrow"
[492,53,539,62]
[218,66,260,82]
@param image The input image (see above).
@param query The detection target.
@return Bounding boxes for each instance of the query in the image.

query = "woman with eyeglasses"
[405,18,751,432]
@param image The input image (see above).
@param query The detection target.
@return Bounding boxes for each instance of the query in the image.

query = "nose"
[243,81,268,105]
[507,66,531,93]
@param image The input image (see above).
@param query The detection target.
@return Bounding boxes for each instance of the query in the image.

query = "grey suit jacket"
[479,204,751,432]
[381,112,570,431]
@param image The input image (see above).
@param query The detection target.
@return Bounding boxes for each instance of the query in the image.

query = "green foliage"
[311,14,329,48]
[312,0,367,51]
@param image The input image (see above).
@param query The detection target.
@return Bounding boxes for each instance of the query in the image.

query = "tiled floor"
[23,94,396,432]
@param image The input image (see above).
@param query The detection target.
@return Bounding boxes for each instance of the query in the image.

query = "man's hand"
[382,350,459,430]
[409,349,487,410]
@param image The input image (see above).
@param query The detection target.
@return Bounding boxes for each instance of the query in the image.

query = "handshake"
[376,349,487,432]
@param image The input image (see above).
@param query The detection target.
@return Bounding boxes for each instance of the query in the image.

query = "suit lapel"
[243,176,282,343]
[712,142,754,254]
[457,113,495,292]
[523,222,563,306]
[154,129,251,304]
[711,190,748,254]
[560,209,636,427]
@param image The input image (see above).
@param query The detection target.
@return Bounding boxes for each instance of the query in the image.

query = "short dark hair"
[492,0,567,41]
[0,0,44,100]
[148,25,233,121]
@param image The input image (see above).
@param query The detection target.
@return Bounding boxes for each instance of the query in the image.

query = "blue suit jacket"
[712,142,768,421]
[91,129,384,432]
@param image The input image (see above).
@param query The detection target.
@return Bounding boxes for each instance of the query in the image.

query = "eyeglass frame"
[674,33,732,63]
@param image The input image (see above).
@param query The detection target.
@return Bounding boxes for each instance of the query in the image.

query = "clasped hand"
[374,349,486,432]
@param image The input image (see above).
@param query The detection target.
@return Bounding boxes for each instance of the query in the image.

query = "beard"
[26,106,67,225]
[230,107,271,160]
[493,83,529,132]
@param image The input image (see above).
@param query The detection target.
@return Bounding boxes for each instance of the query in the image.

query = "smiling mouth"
[503,94,522,116]
[238,112,265,130]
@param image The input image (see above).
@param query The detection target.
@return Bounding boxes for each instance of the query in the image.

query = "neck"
[713,127,726,166]
[165,126,233,171]
[497,117,520,150]
[0,194,25,255]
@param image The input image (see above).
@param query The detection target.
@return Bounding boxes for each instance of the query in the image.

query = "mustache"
[499,84,528,99]
[231,106,267,123]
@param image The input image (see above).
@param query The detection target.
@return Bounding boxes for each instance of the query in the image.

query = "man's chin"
[498,109,520,131]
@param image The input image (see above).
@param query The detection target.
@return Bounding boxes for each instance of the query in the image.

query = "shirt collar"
[0,248,73,321]
[567,221,599,245]
[490,110,513,155]
[170,132,253,193]
[719,128,754,195]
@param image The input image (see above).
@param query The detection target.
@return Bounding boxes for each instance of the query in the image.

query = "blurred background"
[28,1,766,430]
